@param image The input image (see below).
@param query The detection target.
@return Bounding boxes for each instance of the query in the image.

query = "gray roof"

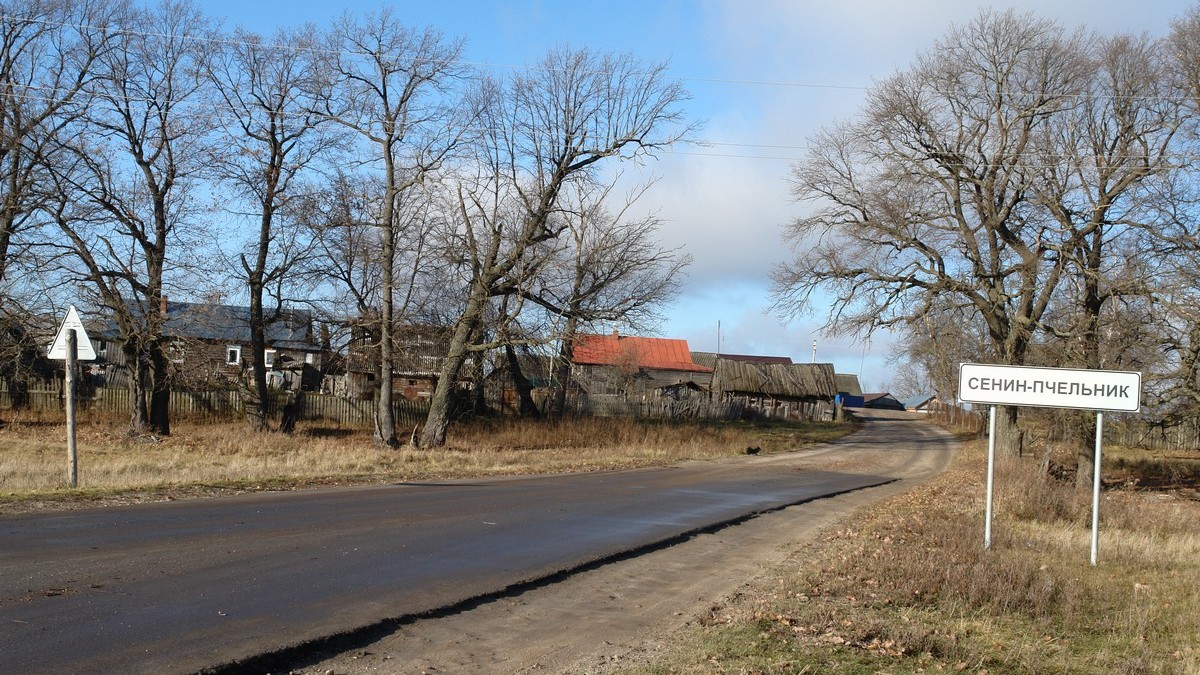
[691,351,793,367]
[712,360,837,399]
[834,373,863,396]
[863,392,906,410]
[108,301,319,351]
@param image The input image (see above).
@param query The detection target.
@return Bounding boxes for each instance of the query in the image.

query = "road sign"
[961,362,1142,566]
[48,305,96,361]
[959,363,1141,412]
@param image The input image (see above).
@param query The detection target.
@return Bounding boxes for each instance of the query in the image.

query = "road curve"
[0,434,897,674]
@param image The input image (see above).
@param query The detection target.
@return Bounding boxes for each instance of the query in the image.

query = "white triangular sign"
[48,305,96,361]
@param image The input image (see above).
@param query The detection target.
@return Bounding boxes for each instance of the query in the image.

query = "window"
[226,345,241,365]
[264,349,276,368]
[304,352,314,364]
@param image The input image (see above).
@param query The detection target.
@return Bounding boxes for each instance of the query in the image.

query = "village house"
[834,372,865,407]
[570,330,712,401]
[339,324,474,402]
[96,299,323,391]
[693,351,838,419]
[863,392,907,410]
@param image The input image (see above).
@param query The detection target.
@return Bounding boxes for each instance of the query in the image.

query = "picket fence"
[569,395,745,421]
[924,399,987,435]
[3,373,859,428]
[0,377,428,429]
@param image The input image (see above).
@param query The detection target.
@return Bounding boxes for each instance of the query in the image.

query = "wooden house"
[570,330,712,400]
[702,358,837,405]
[341,324,458,401]
[97,300,323,391]
[834,373,863,396]
[863,392,906,410]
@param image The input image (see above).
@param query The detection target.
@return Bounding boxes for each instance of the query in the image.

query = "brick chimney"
[160,295,168,317]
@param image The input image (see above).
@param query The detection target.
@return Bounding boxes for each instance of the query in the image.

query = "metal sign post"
[960,363,1141,566]
[1091,411,1103,566]
[48,306,96,489]
[984,405,996,550]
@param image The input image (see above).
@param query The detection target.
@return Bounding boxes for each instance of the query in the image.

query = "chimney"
[612,327,619,340]
[160,295,168,317]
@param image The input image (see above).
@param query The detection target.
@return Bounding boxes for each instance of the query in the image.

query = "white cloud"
[638,0,1191,383]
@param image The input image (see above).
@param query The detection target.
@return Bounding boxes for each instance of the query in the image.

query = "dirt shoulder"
[289,412,957,674]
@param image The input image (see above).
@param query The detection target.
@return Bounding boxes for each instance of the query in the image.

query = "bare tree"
[889,301,991,403]
[1028,32,1184,485]
[418,47,693,447]
[1138,6,1200,429]
[0,0,112,286]
[324,10,465,447]
[528,180,690,417]
[48,0,213,435]
[774,10,1088,456]
[206,25,336,431]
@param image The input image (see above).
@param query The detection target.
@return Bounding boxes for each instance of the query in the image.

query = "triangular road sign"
[48,305,96,361]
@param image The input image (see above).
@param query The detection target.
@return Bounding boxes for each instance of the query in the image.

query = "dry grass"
[634,439,1200,674]
[0,415,850,512]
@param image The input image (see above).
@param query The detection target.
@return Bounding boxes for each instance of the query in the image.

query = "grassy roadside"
[630,438,1200,674]
[0,415,853,513]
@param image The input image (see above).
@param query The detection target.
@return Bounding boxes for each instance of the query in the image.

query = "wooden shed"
[834,373,863,396]
[570,331,712,399]
[707,360,837,401]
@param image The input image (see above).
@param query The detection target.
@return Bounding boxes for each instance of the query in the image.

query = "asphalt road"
[0,437,894,675]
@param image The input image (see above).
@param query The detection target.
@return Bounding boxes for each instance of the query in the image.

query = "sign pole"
[1090,411,1104,566]
[961,363,1140,564]
[66,329,78,488]
[984,405,997,550]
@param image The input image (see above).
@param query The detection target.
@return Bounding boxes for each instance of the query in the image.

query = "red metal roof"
[572,332,712,373]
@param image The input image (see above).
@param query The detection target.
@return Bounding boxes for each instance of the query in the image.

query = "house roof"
[863,392,906,409]
[713,360,837,399]
[834,373,863,396]
[107,301,320,351]
[904,395,937,410]
[572,332,711,373]
[690,351,793,367]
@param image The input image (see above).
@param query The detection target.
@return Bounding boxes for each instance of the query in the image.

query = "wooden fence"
[569,395,744,421]
[923,399,1200,452]
[1101,420,1200,453]
[0,377,428,429]
[3,376,844,429]
[924,399,987,435]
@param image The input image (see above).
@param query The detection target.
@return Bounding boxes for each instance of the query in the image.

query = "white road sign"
[48,305,96,361]
[959,363,1140,412]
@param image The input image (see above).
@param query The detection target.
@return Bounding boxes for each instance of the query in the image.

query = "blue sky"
[201,0,1194,391]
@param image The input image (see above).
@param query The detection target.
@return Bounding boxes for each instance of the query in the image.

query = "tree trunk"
[147,340,171,436]
[548,313,578,418]
[505,344,540,417]
[245,201,275,434]
[123,340,150,434]
[374,199,398,448]
[420,299,481,448]
[246,287,270,433]
[1075,263,1104,489]
[993,404,1023,457]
